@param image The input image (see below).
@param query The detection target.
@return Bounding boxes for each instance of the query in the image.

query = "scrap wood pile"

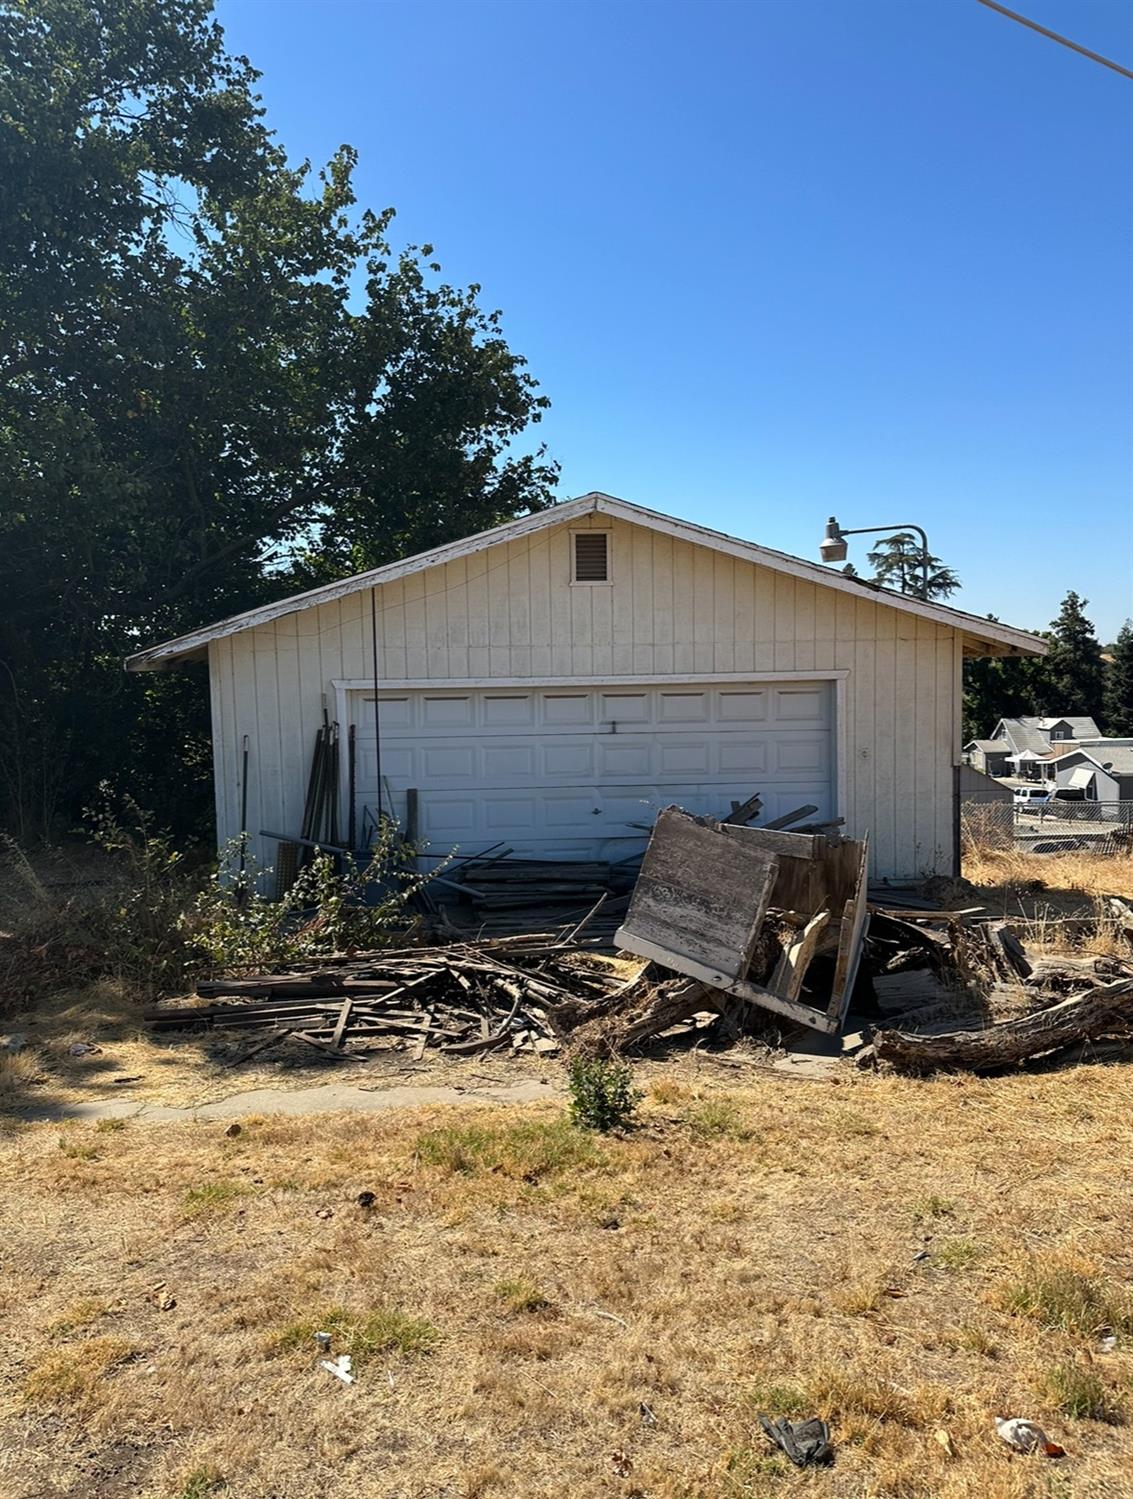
[436,794,840,940]
[146,936,664,1065]
[450,856,637,942]
[867,895,1133,1074]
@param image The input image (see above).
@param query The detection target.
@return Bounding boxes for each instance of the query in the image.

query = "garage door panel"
[716,690,768,722]
[658,740,712,774]
[717,739,770,774]
[600,692,650,722]
[421,695,475,728]
[542,742,593,776]
[421,746,476,779]
[658,691,710,722]
[483,694,536,726]
[483,744,537,778]
[541,693,592,725]
[774,737,826,772]
[351,680,833,859]
[773,688,825,721]
[598,740,654,776]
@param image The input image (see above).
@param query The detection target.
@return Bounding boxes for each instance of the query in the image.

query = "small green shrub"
[1041,1362,1122,1423]
[174,1471,225,1499]
[910,1194,954,1223]
[494,1278,553,1315]
[934,1237,983,1272]
[414,1118,598,1179]
[271,1305,437,1367]
[688,1099,755,1142]
[1002,1259,1133,1337]
[95,1118,126,1134]
[566,1055,642,1132]
[182,1180,250,1215]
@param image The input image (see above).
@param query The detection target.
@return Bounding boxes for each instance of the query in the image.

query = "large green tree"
[866,532,960,601]
[0,0,556,838]
[1038,592,1106,725]
[1104,621,1133,737]
[961,622,1043,743]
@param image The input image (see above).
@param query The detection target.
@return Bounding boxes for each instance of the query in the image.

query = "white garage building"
[126,493,1044,881]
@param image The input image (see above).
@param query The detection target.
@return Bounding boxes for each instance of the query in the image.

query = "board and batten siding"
[209,514,963,881]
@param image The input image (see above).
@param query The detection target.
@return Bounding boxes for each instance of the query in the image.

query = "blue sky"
[216,0,1132,639]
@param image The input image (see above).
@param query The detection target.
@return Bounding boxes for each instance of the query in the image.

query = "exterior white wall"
[209,514,963,881]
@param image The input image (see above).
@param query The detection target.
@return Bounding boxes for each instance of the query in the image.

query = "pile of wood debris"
[146,936,645,1065]
[865,903,1133,1073]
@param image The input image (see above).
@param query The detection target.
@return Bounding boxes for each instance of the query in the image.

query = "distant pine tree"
[1040,592,1106,723]
[1104,620,1133,736]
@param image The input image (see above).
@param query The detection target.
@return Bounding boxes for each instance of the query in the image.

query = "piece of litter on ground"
[314,1332,332,1353]
[934,1428,957,1459]
[758,1414,833,1468]
[320,1354,354,1385]
[639,1401,657,1426]
[1099,1332,1118,1353]
[995,1417,1064,1457]
[68,1042,97,1056]
[224,1122,242,1137]
[315,1207,334,1220]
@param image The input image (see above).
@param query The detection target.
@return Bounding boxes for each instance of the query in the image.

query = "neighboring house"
[990,716,1102,780]
[125,492,1045,881]
[963,740,1012,778]
[1053,747,1133,804]
[958,764,1013,801]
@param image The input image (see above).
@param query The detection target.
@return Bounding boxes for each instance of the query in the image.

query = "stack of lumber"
[145,937,645,1066]
[455,858,637,940]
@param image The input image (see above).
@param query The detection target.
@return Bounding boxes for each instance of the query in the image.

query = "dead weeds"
[3,1072,1133,1497]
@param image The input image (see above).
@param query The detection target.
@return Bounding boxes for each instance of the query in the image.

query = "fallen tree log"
[874,979,1133,1074]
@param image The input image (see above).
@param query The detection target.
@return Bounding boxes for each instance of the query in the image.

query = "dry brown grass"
[964,844,1133,907]
[3,1069,1133,1497]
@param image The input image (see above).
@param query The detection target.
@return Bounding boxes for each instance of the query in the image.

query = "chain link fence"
[961,792,1133,857]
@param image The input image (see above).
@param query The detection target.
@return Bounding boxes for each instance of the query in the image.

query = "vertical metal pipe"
[371,587,382,826]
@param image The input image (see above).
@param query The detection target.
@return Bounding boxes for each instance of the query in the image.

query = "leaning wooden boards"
[615,807,780,987]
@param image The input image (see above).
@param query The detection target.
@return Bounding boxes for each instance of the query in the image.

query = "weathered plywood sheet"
[615,808,779,986]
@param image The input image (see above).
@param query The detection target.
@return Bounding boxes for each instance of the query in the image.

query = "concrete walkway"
[14,1077,560,1125]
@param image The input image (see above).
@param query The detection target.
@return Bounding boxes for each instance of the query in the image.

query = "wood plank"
[330,997,353,1049]
[615,808,779,985]
[828,832,870,1022]
[768,911,830,1002]
[724,825,824,860]
[760,804,819,831]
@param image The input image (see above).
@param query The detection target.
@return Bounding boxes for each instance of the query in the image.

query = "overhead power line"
[976,0,1133,81]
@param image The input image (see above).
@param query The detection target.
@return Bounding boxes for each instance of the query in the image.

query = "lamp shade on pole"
[819,517,848,564]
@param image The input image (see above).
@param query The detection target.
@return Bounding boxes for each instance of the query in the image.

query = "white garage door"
[350,681,833,861]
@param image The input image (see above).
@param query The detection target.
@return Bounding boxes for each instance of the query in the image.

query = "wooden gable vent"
[573,531,609,582]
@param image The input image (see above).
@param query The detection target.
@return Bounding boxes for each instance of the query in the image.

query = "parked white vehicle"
[1013,785,1083,813]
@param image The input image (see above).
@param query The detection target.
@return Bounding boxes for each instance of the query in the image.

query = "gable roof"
[1056,747,1133,778]
[965,740,1006,753]
[125,491,1048,672]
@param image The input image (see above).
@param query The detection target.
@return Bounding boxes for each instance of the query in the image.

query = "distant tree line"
[963,595,1133,743]
[0,0,557,841]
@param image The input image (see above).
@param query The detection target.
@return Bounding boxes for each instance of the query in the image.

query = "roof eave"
[125,490,1048,670]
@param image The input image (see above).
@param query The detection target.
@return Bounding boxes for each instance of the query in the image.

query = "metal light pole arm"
[838,523,930,599]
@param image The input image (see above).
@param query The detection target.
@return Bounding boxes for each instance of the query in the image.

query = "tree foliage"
[1039,592,1106,725]
[0,0,556,839]
[963,594,1127,743]
[866,532,960,601]
[1104,621,1133,738]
